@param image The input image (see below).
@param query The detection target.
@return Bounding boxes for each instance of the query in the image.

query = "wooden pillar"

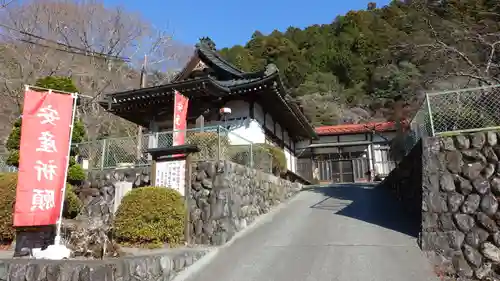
[339,147,344,183]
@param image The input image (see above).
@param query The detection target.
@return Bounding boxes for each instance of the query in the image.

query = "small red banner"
[172,90,189,155]
[13,89,75,227]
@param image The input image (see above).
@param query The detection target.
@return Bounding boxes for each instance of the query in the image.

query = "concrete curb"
[171,190,304,281]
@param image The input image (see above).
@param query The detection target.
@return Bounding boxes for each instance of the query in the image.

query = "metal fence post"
[249,143,253,168]
[100,139,107,171]
[217,126,221,161]
[425,93,436,137]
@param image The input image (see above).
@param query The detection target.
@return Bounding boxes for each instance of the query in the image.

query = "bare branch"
[0,0,187,141]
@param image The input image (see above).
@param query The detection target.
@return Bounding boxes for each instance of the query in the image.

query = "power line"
[0,0,17,9]
[19,38,130,62]
[0,22,130,61]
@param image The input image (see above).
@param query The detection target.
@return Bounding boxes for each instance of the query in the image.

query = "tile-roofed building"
[99,40,317,174]
[315,121,401,135]
[296,121,405,183]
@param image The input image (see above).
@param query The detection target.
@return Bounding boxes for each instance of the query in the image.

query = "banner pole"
[54,92,79,246]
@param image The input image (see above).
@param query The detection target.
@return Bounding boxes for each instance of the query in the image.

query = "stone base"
[62,219,121,259]
[0,248,209,281]
[14,226,55,257]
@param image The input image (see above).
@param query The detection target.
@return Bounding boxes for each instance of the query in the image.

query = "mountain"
[216,0,500,126]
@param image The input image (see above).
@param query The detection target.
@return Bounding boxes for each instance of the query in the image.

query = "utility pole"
[136,54,147,161]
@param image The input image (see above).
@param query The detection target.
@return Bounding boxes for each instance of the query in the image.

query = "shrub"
[67,163,86,184]
[35,76,78,93]
[187,131,229,160]
[5,120,21,167]
[257,144,287,176]
[113,187,185,247]
[0,174,83,242]
[0,173,18,242]
[63,184,82,219]
[5,150,19,168]
[226,145,252,166]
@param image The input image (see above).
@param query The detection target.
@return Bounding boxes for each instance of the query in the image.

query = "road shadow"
[305,183,421,238]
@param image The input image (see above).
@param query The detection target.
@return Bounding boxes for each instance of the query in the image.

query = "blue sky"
[104,0,392,48]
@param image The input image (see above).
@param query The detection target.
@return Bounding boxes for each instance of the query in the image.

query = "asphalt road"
[182,184,439,281]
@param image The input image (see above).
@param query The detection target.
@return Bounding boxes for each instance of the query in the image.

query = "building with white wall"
[99,41,317,175]
[296,121,401,183]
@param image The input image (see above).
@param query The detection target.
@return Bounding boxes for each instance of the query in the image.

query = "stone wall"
[188,160,302,245]
[13,168,150,258]
[421,131,500,280]
[380,139,423,220]
[0,248,207,281]
[60,168,151,259]
[74,161,301,248]
[76,167,151,224]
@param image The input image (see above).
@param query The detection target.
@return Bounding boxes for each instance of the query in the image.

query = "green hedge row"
[0,173,82,243]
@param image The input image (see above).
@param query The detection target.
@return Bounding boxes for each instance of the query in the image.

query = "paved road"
[183,184,439,281]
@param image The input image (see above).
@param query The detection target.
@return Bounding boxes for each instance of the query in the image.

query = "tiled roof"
[214,77,263,87]
[315,121,408,135]
[197,44,244,77]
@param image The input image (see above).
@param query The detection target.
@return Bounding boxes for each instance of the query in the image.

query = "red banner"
[13,89,75,227]
[172,90,189,147]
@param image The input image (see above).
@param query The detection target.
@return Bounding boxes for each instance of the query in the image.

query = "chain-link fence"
[426,85,500,135]
[391,84,500,160]
[74,126,273,173]
[0,153,17,173]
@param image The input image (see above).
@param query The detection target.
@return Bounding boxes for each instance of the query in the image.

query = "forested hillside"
[218,0,500,126]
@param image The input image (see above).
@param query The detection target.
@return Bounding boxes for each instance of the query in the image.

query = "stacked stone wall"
[420,132,500,280]
[188,160,302,245]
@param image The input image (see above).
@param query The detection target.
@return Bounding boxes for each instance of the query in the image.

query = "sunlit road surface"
[183,184,439,281]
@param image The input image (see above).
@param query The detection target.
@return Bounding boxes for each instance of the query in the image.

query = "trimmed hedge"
[67,163,86,185]
[0,173,18,242]
[63,184,82,219]
[0,173,82,242]
[113,186,185,247]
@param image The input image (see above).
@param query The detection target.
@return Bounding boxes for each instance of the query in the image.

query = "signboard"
[14,89,75,227]
[153,90,189,195]
[155,160,186,196]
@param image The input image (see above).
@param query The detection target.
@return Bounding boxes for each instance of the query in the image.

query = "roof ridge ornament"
[198,37,216,51]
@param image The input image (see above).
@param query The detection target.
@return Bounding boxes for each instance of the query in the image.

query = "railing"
[73,126,273,173]
[393,84,500,159]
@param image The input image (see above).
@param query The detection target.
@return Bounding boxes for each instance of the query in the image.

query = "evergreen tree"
[217,1,500,125]
[6,76,86,183]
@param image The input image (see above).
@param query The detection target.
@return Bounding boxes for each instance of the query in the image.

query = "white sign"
[155,160,186,196]
[30,189,55,211]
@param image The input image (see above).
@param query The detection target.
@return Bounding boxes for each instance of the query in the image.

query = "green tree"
[6,76,87,183]
[213,0,498,125]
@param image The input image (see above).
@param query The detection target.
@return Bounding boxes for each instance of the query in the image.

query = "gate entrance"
[314,152,369,183]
